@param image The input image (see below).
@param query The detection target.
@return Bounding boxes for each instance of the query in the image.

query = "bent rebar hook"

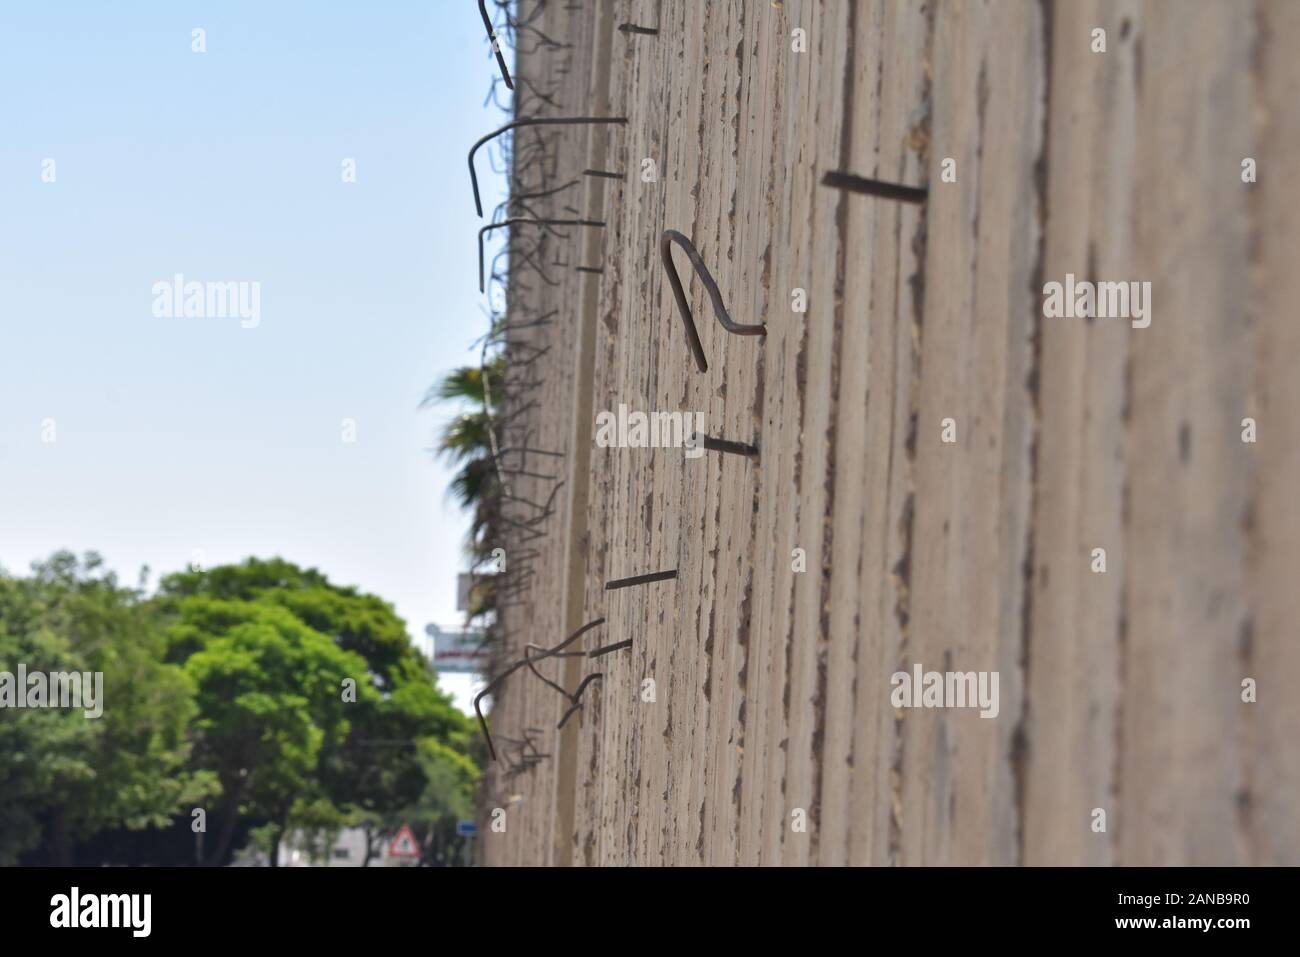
[469,116,628,216]
[523,643,608,731]
[558,674,603,729]
[660,229,765,373]
[473,617,605,760]
[478,0,513,90]
[479,218,606,291]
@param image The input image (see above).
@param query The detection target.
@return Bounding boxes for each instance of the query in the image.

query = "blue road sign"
[457,820,478,837]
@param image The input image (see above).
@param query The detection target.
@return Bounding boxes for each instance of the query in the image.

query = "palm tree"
[422,356,505,619]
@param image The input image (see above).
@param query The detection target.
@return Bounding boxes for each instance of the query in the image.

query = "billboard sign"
[425,624,489,674]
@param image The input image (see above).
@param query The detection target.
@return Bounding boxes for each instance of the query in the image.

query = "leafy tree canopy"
[158,557,477,865]
[1,553,480,866]
[0,552,210,865]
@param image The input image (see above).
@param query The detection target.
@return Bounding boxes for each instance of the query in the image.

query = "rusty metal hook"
[523,643,584,699]
[469,116,628,216]
[659,229,765,373]
[479,218,606,291]
[473,617,605,760]
[557,673,603,729]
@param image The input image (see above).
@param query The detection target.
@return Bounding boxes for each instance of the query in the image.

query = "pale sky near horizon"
[0,2,511,711]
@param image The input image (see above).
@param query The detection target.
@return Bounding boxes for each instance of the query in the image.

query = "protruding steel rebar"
[496,518,546,542]
[505,178,580,206]
[498,445,565,458]
[469,116,629,216]
[510,345,552,367]
[478,0,513,90]
[473,617,605,760]
[489,74,559,111]
[702,435,759,458]
[523,643,577,699]
[605,569,678,590]
[499,468,558,481]
[490,398,539,425]
[660,229,765,373]
[587,639,634,658]
[557,674,603,729]
[820,170,928,204]
[494,733,549,763]
[512,248,561,287]
[479,218,606,291]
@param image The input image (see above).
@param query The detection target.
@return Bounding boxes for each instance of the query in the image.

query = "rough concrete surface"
[479,0,1299,866]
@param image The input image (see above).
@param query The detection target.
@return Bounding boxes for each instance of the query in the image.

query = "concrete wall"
[481,0,1299,866]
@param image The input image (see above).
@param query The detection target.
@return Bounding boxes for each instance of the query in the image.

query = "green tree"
[0,552,208,865]
[421,356,501,624]
[422,357,505,584]
[173,596,366,864]
[158,558,477,865]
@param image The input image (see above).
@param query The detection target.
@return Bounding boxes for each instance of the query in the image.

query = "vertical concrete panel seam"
[887,0,937,868]
[810,0,856,866]
[1012,0,1054,868]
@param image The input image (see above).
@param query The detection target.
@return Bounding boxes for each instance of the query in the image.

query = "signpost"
[424,624,489,674]
[387,825,420,866]
[457,821,477,868]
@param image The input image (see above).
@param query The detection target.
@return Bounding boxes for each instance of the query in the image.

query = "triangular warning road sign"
[387,825,420,858]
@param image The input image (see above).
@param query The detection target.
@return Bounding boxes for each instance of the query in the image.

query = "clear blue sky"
[0,2,510,709]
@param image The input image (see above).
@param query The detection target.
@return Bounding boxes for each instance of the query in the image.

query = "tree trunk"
[48,806,71,866]
[206,777,244,866]
[362,826,375,867]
